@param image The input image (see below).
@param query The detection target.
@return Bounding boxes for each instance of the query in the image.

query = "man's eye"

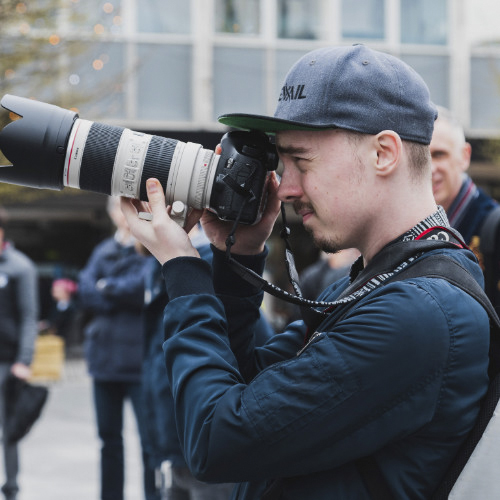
[294,156,309,163]
[432,151,446,160]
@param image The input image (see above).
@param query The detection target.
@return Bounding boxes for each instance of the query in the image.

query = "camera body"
[213,131,276,223]
[0,95,278,225]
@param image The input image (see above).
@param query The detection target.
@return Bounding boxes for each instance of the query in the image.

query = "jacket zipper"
[296,331,323,356]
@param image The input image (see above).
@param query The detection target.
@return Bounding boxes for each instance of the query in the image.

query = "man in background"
[299,248,360,301]
[430,106,500,307]
[79,196,154,500]
[0,210,38,500]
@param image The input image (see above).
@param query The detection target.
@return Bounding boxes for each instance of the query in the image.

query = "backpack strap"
[479,205,500,308]
[356,254,500,500]
[431,372,500,500]
[397,255,500,377]
[479,205,500,255]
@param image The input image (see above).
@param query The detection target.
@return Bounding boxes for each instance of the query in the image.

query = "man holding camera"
[122,45,490,499]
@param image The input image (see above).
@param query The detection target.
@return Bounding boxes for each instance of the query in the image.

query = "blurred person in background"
[299,248,360,301]
[0,210,38,500]
[38,278,79,355]
[78,196,154,500]
[430,106,500,307]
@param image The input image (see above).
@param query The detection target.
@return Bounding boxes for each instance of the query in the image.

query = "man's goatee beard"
[303,225,342,255]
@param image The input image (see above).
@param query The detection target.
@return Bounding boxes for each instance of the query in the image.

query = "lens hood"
[0,95,77,190]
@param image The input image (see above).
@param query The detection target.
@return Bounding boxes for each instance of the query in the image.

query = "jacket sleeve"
[161,254,489,485]
[78,242,111,311]
[78,241,147,313]
[94,257,148,310]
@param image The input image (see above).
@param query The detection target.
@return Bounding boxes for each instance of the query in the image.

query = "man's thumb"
[146,178,163,206]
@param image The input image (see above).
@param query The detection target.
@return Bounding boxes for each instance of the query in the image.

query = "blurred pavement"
[5,358,144,500]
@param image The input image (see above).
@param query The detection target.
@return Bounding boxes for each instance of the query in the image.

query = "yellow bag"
[30,334,65,381]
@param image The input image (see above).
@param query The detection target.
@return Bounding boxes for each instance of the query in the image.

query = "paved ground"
[4,359,144,500]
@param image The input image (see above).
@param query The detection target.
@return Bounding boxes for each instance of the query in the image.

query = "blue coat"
[141,244,275,470]
[141,245,213,468]
[78,237,149,382]
[160,243,489,499]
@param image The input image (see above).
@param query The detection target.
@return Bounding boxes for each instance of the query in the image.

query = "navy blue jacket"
[142,243,275,470]
[79,237,149,382]
[160,241,489,499]
[141,244,213,469]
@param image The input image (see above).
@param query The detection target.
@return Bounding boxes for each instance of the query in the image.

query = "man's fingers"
[146,178,166,212]
[120,196,140,223]
[184,208,204,234]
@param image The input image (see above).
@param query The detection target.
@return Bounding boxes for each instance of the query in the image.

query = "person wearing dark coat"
[430,105,500,308]
[0,212,38,500]
[78,196,154,500]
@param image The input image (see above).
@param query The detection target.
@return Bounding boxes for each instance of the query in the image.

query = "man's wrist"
[162,257,214,299]
[212,244,268,297]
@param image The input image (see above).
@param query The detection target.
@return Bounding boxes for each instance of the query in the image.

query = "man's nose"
[277,167,302,203]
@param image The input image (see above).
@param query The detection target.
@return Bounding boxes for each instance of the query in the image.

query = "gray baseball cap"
[218,44,437,145]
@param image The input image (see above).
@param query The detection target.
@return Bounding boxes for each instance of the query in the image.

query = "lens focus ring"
[79,123,122,195]
[139,136,177,201]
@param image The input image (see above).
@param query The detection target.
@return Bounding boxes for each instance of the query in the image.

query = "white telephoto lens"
[63,118,93,189]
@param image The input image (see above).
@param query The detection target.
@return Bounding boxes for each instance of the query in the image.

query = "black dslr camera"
[0,95,278,225]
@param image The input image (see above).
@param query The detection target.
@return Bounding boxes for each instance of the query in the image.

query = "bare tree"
[0,0,126,201]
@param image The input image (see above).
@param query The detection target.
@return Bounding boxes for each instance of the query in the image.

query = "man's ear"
[461,142,472,172]
[373,130,402,177]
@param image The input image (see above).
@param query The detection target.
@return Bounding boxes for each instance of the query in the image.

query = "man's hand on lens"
[121,178,202,265]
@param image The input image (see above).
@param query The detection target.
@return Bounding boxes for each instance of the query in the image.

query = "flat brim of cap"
[218,113,335,134]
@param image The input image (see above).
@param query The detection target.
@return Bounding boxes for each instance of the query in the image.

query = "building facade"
[20,0,495,138]
[1,0,500,317]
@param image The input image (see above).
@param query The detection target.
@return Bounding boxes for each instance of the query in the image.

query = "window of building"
[277,0,321,39]
[400,0,447,45]
[64,41,126,119]
[136,44,192,121]
[400,53,449,109]
[213,47,265,119]
[215,0,260,35]
[400,54,449,108]
[470,56,500,130]
[2,41,63,105]
[137,0,190,34]
[341,0,385,40]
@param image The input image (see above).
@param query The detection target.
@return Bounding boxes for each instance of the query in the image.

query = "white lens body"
[64,119,153,199]
[63,118,92,190]
[111,128,152,198]
[166,142,219,222]
[63,119,220,225]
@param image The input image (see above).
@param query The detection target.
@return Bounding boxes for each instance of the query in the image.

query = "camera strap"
[225,204,468,332]
[225,203,318,307]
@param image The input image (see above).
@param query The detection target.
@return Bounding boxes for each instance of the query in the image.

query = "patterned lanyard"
[226,205,463,317]
[300,209,466,336]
